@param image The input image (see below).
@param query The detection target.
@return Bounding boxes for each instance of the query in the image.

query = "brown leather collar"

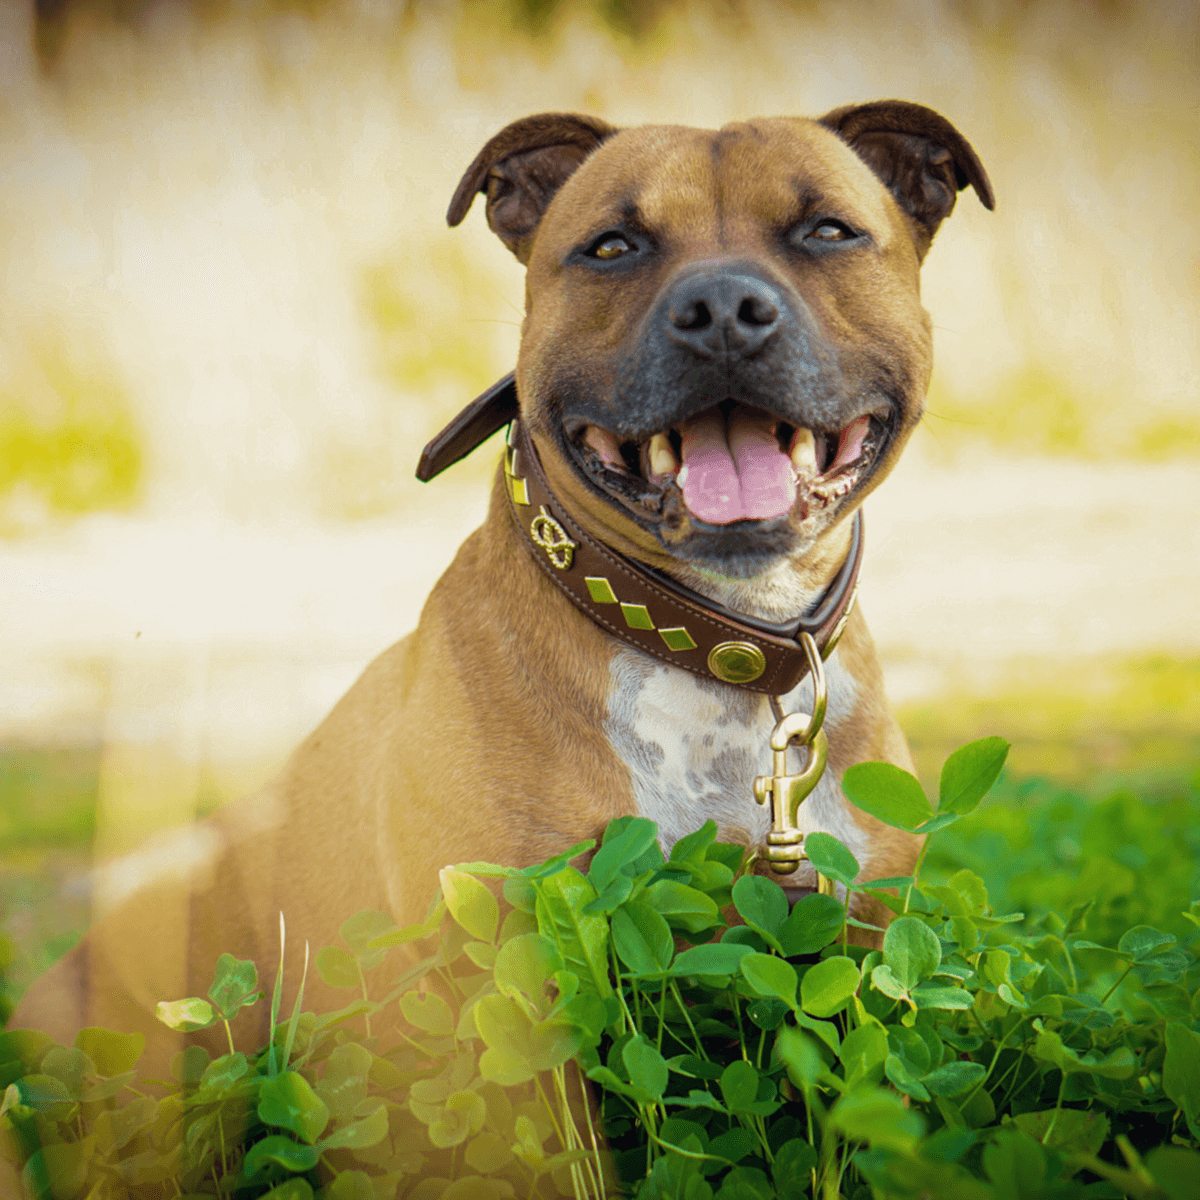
[416,372,518,483]
[504,421,860,695]
[416,374,861,696]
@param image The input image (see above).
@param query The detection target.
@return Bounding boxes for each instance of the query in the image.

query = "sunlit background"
[1,0,1198,1011]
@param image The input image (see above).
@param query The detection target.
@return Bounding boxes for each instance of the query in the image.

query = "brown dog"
[13,102,992,1068]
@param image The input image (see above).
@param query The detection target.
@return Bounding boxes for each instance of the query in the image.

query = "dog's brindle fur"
[13,103,992,1076]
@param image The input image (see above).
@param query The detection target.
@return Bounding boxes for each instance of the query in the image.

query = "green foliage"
[930,364,1092,457]
[923,362,1200,464]
[899,654,1200,787]
[0,341,142,530]
[2,740,1199,1198]
[0,747,98,850]
[928,772,1200,947]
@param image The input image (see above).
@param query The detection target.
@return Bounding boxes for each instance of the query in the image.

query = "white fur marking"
[605,644,869,881]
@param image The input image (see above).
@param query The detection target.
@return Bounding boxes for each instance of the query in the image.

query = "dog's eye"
[589,234,633,260]
[809,221,853,242]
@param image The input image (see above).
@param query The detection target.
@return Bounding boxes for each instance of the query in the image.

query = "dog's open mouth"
[570,400,885,526]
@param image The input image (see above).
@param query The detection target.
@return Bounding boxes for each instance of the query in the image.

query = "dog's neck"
[661,525,856,626]
[668,566,811,625]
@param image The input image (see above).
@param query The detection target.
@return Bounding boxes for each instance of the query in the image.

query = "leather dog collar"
[416,372,518,483]
[415,373,862,695]
[503,419,861,696]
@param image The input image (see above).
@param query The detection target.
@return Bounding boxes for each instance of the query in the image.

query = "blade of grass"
[268,911,285,1076]
[281,940,310,1069]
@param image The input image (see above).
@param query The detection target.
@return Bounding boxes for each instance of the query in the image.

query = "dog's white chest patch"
[604,648,868,873]
[604,645,867,868]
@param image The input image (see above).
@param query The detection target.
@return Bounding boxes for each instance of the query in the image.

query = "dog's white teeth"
[648,431,679,480]
[789,427,817,477]
[584,425,629,473]
[810,473,856,505]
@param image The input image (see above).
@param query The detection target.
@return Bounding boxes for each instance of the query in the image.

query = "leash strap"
[416,372,518,483]
[503,419,862,695]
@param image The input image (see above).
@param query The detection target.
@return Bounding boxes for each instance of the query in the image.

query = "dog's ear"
[447,113,618,262]
[819,100,994,255]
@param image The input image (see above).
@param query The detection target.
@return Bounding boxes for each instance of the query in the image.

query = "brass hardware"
[585,576,619,605]
[769,630,827,742]
[820,583,858,660]
[529,507,577,569]
[620,602,655,630]
[754,632,838,882]
[504,430,531,506]
[659,626,698,652]
[583,579,693,648]
[755,725,829,875]
[708,641,767,684]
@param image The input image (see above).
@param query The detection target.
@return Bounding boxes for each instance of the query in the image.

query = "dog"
[12,101,992,1072]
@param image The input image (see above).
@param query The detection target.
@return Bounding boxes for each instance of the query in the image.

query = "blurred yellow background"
[1,0,1198,1007]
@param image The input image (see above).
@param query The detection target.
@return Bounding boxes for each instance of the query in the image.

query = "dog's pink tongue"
[729,410,798,519]
[678,409,796,524]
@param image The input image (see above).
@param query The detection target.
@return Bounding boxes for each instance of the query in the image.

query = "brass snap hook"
[753,632,835,885]
[753,723,829,875]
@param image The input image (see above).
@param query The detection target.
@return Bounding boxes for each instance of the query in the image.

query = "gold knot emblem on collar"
[529,506,577,570]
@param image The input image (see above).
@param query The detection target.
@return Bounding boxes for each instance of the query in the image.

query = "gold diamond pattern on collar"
[584,578,697,647]
[585,576,619,604]
[659,627,698,652]
[507,429,698,652]
[620,602,655,630]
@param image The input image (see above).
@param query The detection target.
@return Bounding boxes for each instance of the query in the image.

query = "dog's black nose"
[666,271,782,359]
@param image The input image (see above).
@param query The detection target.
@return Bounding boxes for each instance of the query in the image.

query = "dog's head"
[449,104,992,596]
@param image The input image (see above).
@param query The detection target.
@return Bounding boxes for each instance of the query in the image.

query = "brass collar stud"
[708,641,767,684]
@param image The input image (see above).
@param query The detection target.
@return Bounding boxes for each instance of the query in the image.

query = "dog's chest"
[603,645,868,861]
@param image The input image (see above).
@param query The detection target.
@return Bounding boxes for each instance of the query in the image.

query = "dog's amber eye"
[810,222,852,242]
[591,235,633,260]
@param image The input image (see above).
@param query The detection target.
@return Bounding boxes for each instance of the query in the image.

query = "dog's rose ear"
[447,113,618,262]
[819,100,994,254]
